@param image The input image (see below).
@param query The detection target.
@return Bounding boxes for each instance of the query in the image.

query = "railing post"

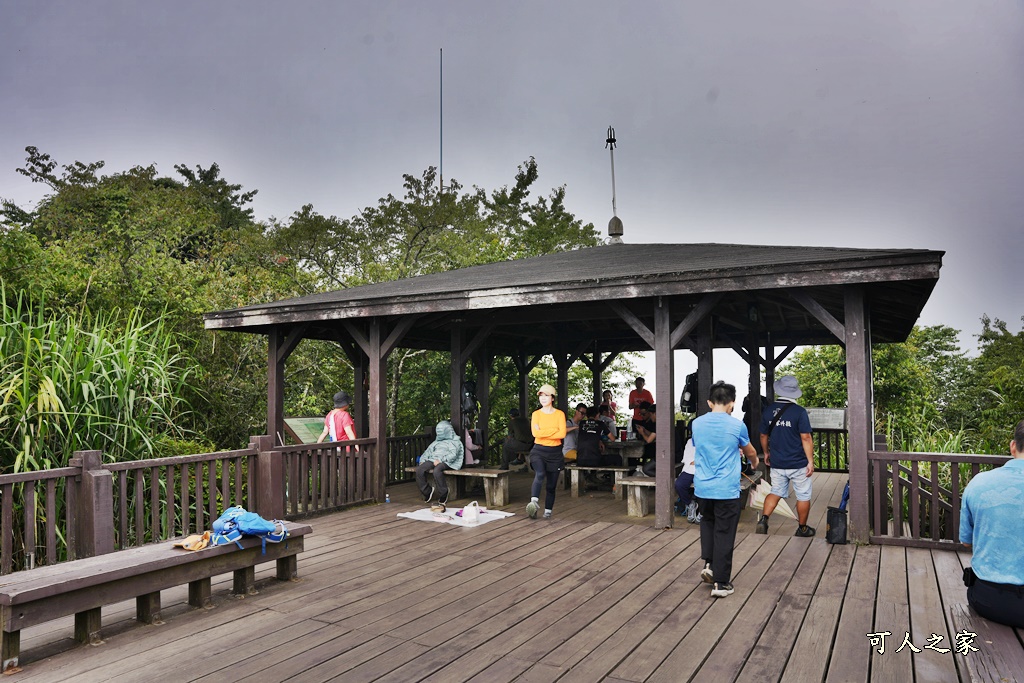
[69,450,114,559]
[251,435,285,519]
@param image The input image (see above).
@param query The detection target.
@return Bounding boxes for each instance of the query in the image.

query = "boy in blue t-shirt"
[692,381,759,598]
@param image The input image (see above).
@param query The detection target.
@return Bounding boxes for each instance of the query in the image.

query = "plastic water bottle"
[385,493,391,503]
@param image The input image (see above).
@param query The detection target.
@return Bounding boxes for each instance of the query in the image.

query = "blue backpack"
[210,506,288,553]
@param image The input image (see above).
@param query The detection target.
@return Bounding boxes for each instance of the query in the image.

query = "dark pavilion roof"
[204,243,943,353]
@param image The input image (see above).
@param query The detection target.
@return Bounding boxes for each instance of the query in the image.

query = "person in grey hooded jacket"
[416,420,465,505]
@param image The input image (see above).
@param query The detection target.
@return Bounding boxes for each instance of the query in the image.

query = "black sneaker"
[795,525,816,538]
[439,490,449,505]
[424,486,435,503]
[755,516,769,535]
[711,582,734,598]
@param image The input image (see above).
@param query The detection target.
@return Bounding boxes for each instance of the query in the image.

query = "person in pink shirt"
[601,389,618,421]
[316,391,356,443]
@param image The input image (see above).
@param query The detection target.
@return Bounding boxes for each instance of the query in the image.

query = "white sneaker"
[543,510,552,519]
[700,562,714,584]
[526,499,539,519]
[711,582,734,598]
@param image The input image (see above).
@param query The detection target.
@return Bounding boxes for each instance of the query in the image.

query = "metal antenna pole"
[606,126,623,243]
[606,126,618,217]
[439,48,443,193]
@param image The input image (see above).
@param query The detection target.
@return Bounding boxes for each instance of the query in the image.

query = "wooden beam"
[775,344,797,365]
[791,291,845,344]
[598,346,623,372]
[380,315,421,358]
[670,293,723,349]
[731,343,752,366]
[276,322,309,365]
[330,333,358,367]
[341,321,371,357]
[610,302,655,349]
[460,325,494,364]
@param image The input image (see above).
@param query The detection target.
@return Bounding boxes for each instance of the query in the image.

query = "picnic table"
[604,440,645,469]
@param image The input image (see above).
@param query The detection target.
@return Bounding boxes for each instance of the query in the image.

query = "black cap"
[333,391,351,408]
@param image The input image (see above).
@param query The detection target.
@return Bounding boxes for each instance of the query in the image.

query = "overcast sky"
[3,1,1023,402]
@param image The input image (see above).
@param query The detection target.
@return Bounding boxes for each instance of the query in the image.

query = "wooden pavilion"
[203,242,944,541]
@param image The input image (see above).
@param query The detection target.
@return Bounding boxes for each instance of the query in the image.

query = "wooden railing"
[868,450,1009,549]
[0,466,80,574]
[275,439,376,517]
[103,449,257,550]
[812,428,849,472]
[386,432,433,484]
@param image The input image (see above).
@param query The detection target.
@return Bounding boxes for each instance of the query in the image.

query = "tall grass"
[1,285,197,473]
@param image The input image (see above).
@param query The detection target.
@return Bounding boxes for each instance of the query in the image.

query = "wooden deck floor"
[9,472,1019,682]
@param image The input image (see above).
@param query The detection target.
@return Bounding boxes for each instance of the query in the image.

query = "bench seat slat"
[0,522,310,605]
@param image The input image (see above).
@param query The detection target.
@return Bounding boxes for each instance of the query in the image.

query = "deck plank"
[906,547,960,683]
[870,545,913,683]
[825,544,880,683]
[775,541,855,683]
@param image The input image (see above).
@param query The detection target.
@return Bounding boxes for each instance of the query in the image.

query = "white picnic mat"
[397,506,515,527]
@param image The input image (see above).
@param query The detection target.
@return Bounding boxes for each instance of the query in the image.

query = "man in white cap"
[758,375,816,537]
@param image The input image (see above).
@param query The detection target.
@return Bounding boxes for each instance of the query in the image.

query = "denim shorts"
[770,467,812,501]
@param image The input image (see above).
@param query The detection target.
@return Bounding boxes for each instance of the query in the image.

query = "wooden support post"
[136,592,162,624]
[696,321,714,417]
[2,630,20,673]
[233,566,257,596]
[555,357,570,413]
[653,299,676,529]
[353,351,369,438]
[747,328,763,452]
[474,350,492,453]
[71,450,114,559]
[450,327,464,433]
[589,349,603,406]
[845,287,872,543]
[74,608,102,645]
[277,555,298,581]
[188,578,213,608]
[252,435,285,520]
[267,327,285,446]
[369,318,387,503]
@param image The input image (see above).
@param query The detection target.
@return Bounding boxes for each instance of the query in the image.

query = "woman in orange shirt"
[527,383,568,519]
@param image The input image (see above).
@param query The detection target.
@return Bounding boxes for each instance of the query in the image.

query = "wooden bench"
[0,521,310,673]
[404,467,510,507]
[565,465,632,499]
[621,471,763,518]
[949,602,1024,683]
[620,477,658,517]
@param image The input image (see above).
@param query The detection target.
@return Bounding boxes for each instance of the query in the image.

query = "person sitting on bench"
[500,408,534,469]
[416,420,464,506]
[577,406,620,468]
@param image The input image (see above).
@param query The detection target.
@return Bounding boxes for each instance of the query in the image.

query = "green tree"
[268,159,608,441]
[966,316,1024,449]
[779,325,969,445]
